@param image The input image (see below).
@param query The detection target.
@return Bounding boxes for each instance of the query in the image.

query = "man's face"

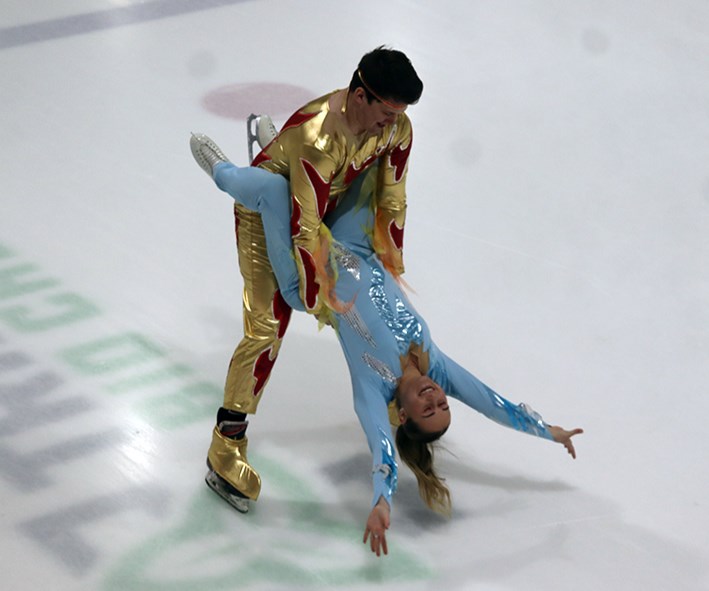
[362,98,407,134]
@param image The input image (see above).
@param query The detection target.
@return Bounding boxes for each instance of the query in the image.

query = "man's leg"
[205,205,292,511]
[224,204,293,411]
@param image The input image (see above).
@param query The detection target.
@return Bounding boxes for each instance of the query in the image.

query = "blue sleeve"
[213,163,304,311]
[429,346,554,440]
[349,369,399,509]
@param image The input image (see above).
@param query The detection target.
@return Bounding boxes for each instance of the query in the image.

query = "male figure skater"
[193,46,423,512]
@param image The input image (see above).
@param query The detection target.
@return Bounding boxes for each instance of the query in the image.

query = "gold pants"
[207,204,292,498]
[223,203,292,413]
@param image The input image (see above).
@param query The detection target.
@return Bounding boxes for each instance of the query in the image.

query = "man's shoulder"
[396,110,412,124]
[376,112,412,154]
[272,90,346,168]
[302,90,339,112]
[280,90,339,131]
[394,111,413,135]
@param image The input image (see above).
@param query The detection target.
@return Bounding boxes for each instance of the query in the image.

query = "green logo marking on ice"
[0,241,433,588]
[105,453,433,589]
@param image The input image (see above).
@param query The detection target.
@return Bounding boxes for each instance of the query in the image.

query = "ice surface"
[1,1,707,589]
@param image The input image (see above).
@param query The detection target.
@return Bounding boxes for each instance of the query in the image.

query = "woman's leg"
[214,163,303,311]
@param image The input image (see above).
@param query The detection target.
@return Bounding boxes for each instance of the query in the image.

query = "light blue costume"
[213,162,554,509]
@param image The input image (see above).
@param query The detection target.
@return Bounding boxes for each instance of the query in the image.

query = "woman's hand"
[363,497,391,557]
[548,425,584,459]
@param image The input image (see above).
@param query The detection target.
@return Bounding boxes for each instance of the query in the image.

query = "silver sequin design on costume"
[369,265,423,354]
[362,353,397,383]
[343,308,377,348]
[488,389,550,438]
[517,402,550,437]
[333,243,375,346]
[332,242,360,280]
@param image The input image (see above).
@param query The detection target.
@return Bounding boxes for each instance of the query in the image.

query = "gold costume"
[254,89,412,305]
[213,90,413,497]
[227,89,412,412]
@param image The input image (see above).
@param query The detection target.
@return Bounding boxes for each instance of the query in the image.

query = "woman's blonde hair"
[394,397,451,516]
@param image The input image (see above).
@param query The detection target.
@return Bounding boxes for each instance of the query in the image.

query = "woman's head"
[394,370,452,516]
[396,372,451,436]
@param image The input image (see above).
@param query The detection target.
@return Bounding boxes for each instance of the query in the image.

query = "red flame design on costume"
[290,197,302,238]
[253,347,275,396]
[389,220,404,250]
[344,153,379,185]
[300,158,331,220]
[251,150,272,168]
[252,110,318,167]
[296,246,319,311]
[389,136,412,183]
[273,289,292,339]
[281,110,319,133]
[251,291,292,396]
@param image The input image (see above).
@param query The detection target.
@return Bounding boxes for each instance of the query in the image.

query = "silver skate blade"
[205,470,250,513]
[246,113,259,164]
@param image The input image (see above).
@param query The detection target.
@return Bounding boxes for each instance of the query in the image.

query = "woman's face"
[397,373,451,434]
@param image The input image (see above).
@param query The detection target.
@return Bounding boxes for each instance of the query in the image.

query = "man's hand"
[548,425,584,459]
[363,497,391,557]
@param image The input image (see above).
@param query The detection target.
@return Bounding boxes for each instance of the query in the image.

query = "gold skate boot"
[205,427,261,513]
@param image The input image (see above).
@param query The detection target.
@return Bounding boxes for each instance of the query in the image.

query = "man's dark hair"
[348,46,423,105]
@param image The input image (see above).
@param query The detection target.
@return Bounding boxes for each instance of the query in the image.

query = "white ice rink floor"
[2,1,708,589]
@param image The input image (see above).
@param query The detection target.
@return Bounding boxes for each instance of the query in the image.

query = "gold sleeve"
[253,102,344,316]
[287,144,340,313]
[372,114,412,278]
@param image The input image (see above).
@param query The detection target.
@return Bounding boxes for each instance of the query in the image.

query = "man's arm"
[253,101,344,316]
[286,145,339,313]
[372,115,413,278]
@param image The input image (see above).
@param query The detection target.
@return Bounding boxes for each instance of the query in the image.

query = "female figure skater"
[190,134,583,557]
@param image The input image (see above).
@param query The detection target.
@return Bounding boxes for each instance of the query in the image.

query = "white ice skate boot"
[246,114,278,163]
[190,133,231,177]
